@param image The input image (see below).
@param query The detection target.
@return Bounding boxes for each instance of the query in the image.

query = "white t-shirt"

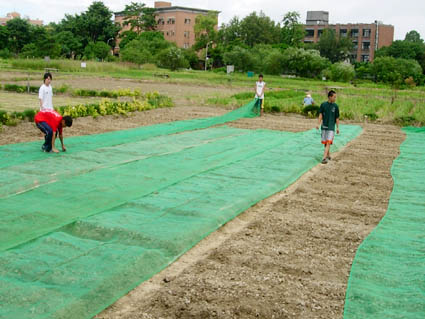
[255,81,265,99]
[39,84,53,111]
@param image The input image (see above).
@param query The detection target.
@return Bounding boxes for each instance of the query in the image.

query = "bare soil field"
[0,104,404,318]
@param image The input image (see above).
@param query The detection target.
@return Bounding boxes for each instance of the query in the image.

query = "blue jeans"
[36,122,53,152]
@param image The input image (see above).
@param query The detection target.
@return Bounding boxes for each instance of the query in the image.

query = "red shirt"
[35,110,63,134]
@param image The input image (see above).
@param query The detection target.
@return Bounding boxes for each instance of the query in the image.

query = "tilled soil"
[0,107,404,319]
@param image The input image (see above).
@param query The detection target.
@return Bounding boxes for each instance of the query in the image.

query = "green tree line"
[0,1,424,85]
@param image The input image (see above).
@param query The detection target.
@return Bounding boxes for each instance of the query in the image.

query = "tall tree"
[218,17,242,47]
[405,30,423,43]
[376,39,425,73]
[281,11,305,48]
[122,2,157,35]
[5,18,32,53]
[80,1,119,43]
[318,28,353,63]
[194,11,218,50]
[0,26,9,50]
[239,11,280,47]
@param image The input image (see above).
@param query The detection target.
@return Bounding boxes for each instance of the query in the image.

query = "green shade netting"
[0,101,362,319]
[344,127,425,319]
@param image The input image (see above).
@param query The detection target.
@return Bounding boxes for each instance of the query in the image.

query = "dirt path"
[95,118,404,318]
[0,107,404,318]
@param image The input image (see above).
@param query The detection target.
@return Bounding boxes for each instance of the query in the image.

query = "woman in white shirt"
[39,72,54,111]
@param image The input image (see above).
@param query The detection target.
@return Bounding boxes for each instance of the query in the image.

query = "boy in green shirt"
[316,90,340,164]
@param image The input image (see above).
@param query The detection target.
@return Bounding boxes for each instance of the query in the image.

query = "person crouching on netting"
[316,90,340,164]
[35,110,72,153]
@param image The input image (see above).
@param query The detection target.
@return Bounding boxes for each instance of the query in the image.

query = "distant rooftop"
[0,12,43,26]
[115,1,219,17]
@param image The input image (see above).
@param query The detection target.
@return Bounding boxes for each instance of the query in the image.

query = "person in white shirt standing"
[39,72,54,111]
[254,74,265,116]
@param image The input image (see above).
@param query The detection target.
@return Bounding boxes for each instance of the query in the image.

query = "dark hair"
[63,116,73,127]
[259,74,263,78]
[43,72,52,82]
[328,90,336,97]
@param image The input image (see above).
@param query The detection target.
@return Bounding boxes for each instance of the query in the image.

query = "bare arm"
[59,133,66,151]
[336,118,340,134]
[39,99,43,110]
[316,113,322,129]
[254,85,258,97]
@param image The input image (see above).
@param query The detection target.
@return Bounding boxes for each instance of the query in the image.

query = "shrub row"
[0,83,143,98]
[72,88,142,98]
[0,109,37,126]
[0,92,173,127]
[0,84,70,94]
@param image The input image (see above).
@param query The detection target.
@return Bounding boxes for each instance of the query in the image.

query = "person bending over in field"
[254,74,265,116]
[316,90,340,164]
[35,110,72,153]
[39,72,54,111]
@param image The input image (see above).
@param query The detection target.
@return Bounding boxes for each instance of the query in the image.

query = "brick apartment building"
[0,12,43,26]
[303,11,394,62]
[114,1,218,52]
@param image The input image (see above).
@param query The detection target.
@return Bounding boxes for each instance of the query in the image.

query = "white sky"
[0,0,424,40]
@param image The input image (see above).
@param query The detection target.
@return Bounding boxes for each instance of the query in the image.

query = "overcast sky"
[1,0,424,40]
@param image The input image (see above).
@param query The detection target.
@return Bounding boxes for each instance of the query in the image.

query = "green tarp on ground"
[344,127,425,319]
[0,102,362,319]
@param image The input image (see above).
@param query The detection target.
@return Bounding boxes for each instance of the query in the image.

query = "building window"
[184,18,191,24]
[353,41,358,50]
[351,29,359,37]
[362,41,370,51]
[184,31,190,38]
[184,43,190,49]
[157,18,164,25]
[167,18,175,24]
[305,29,314,37]
[362,55,370,62]
[363,29,371,38]
[351,54,358,62]
[340,29,347,37]
[318,29,324,37]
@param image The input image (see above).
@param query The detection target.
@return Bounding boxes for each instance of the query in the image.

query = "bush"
[326,62,355,82]
[84,42,111,60]
[281,48,331,78]
[212,67,226,73]
[223,46,256,72]
[0,48,11,59]
[156,47,189,71]
[264,50,285,75]
[372,57,423,85]
[394,115,416,126]
[120,40,153,65]
[23,109,36,121]
[302,105,320,117]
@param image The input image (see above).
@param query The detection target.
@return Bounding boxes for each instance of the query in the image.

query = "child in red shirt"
[35,110,72,153]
